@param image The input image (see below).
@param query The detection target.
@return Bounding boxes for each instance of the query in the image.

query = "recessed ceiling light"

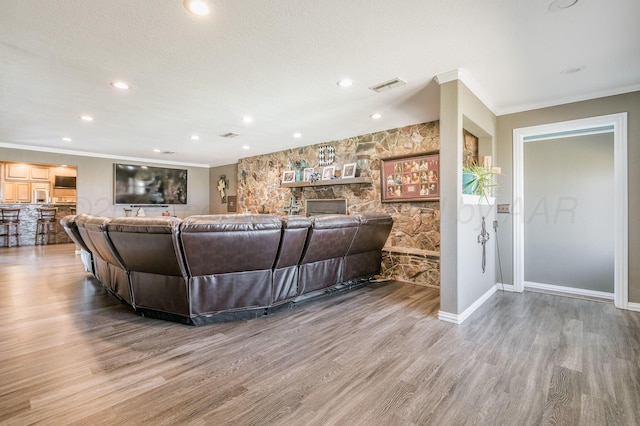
[80,115,93,122]
[242,145,250,150]
[184,0,210,16]
[369,113,383,120]
[110,81,130,90]
[560,65,585,75]
[191,135,200,140]
[293,132,302,138]
[153,148,161,153]
[337,79,353,88]
[242,115,253,124]
[61,137,72,142]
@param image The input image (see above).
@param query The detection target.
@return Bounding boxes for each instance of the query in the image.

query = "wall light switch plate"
[497,204,511,214]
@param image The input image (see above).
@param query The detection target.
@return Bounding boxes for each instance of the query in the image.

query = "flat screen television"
[114,163,187,205]
[54,175,76,189]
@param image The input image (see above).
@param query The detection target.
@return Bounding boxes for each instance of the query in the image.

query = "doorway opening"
[513,113,628,309]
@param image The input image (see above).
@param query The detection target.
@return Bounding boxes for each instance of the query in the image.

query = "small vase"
[462,172,478,195]
[295,168,303,182]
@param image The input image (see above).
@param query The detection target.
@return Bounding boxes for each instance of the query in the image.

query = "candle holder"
[356,154,371,177]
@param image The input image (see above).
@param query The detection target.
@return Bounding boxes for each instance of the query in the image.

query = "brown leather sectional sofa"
[61,212,393,325]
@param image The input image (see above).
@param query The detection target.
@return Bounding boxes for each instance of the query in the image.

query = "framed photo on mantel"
[380,152,440,202]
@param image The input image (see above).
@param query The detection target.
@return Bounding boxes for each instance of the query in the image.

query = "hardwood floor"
[1,244,639,425]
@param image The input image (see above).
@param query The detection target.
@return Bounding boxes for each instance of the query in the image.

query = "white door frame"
[512,113,628,309]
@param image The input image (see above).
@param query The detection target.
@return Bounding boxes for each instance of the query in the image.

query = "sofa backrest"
[299,214,359,265]
[274,216,311,269]
[347,212,394,255]
[60,214,92,253]
[342,211,394,281]
[106,217,187,278]
[75,214,123,268]
[179,214,282,276]
[271,215,312,304]
[74,214,99,256]
[297,214,359,294]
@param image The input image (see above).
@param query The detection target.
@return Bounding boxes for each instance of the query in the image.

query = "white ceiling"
[1,0,639,167]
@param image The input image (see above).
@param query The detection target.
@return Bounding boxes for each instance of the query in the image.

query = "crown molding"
[434,68,498,115]
[494,83,640,116]
[435,69,640,117]
[0,142,210,168]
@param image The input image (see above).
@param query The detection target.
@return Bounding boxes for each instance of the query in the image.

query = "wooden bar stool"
[35,207,58,245]
[0,208,21,247]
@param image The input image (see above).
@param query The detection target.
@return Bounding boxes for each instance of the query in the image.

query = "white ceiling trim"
[434,69,498,115]
[0,142,210,168]
[495,83,640,116]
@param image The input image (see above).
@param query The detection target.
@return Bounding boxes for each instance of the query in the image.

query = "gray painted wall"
[439,79,498,316]
[457,84,498,313]
[495,91,640,303]
[458,200,497,303]
[439,80,460,315]
[0,148,210,217]
[524,133,614,292]
[209,163,238,214]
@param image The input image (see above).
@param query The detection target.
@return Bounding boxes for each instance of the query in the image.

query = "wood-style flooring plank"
[542,365,583,425]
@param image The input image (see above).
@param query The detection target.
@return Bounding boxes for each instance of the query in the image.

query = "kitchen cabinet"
[6,164,29,180]
[3,182,31,203]
[30,166,50,180]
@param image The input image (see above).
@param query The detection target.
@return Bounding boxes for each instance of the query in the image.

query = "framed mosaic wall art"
[380,152,439,202]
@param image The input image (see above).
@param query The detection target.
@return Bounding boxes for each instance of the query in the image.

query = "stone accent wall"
[237,121,441,286]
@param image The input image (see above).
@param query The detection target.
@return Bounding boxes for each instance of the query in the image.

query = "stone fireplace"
[237,121,441,287]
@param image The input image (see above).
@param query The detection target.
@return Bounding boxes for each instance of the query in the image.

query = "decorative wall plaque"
[318,145,335,166]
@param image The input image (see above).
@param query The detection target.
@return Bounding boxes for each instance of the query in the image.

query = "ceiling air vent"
[220,132,239,138]
[161,151,175,155]
[369,78,407,93]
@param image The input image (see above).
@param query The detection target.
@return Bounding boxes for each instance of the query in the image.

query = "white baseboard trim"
[495,283,517,292]
[524,281,614,300]
[437,281,626,325]
[438,284,498,325]
[437,311,460,324]
[627,302,640,312]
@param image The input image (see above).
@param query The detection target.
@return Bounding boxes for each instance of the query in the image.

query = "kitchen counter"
[0,203,76,246]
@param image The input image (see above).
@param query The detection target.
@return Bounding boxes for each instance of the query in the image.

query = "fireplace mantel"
[280,176,372,189]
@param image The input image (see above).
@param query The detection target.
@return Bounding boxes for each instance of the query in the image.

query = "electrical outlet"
[497,204,511,214]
